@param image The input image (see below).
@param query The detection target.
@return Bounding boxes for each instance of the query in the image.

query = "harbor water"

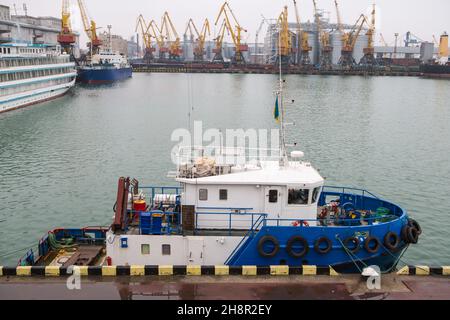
[0,73,449,266]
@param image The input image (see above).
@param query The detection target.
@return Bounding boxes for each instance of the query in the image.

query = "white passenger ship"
[0,43,76,114]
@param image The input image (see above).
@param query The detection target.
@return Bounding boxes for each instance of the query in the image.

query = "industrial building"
[0,4,80,56]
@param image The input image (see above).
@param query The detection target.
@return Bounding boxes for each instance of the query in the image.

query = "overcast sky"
[3,0,449,47]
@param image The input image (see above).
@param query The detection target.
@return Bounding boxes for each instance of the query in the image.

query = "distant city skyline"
[2,0,449,48]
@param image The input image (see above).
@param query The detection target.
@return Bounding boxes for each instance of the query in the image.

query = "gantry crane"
[161,12,183,61]
[293,0,311,66]
[135,14,155,63]
[146,20,168,61]
[276,6,292,65]
[312,0,332,70]
[214,2,248,64]
[212,19,228,63]
[77,0,102,54]
[184,18,211,61]
[359,4,378,67]
[57,0,76,52]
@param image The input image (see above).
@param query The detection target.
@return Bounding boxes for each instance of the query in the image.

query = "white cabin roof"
[177,161,324,186]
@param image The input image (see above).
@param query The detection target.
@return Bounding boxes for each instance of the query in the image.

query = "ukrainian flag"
[274,95,280,123]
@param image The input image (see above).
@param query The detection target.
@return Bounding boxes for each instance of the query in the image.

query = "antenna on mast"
[277,23,288,167]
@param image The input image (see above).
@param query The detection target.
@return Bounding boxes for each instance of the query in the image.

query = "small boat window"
[141,244,150,255]
[199,189,208,201]
[219,189,228,200]
[288,189,309,205]
[312,187,321,204]
[162,244,171,256]
[268,190,278,203]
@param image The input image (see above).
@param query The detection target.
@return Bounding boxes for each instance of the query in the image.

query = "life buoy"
[314,237,332,254]
[407,227,419,244]
[343,236,360,254]
[408,218,422,235]
[292,220,309,227]
[257,235,280,258]
[384,232,400,251]
[286,236,309,258]
[364,236,380,254]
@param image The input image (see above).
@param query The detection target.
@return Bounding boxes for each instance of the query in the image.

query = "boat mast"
[107,25,112,52]
[278,24,288,167]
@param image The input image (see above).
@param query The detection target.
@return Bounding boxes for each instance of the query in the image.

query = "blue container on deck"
[140,211,164,235]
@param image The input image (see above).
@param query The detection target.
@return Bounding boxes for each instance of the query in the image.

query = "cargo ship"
[421,32,450,79]
[0,43,76,114]
[77,25,132,84]
[77,50,132,84]
[421,63,450,78]
[17,64,422,274]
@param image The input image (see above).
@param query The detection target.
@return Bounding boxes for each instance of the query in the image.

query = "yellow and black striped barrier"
[1,265,448,277]
[0,265,339,277]
[396,266,450,276]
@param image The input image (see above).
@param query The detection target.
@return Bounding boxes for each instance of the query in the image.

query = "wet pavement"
[0,275,449,300]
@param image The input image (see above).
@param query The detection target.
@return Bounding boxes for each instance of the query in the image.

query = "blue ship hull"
[77,67,132,84]
[225,189,414,273]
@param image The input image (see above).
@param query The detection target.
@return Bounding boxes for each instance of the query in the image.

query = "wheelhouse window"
[312,187,321,204]
[219,189,228,200]
[268,190,278,203]
[199,189,208,201]
[288,188,309,205]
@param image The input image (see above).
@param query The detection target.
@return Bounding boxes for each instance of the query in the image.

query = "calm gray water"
[0,73,449,266]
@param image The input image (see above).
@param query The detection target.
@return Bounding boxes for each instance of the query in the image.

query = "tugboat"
[18,39,421,274]
[77,26,132,84]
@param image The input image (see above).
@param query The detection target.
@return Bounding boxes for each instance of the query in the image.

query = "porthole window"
[199,189,208,201]
[141,244,150,255]
[162,244,171,256]
[219,189,228,200]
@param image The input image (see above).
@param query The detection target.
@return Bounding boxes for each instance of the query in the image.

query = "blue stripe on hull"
[77,67,132,84]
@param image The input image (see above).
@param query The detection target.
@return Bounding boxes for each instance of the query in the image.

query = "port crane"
[293,0,311,66]
[135,15,155,63]
[312,0,332,70]
[335,0,366,69]
[146,20,168,61]
[57,0,76,52]
[184,18,211,61]
[77,0,102,54]
[161,12,183,61]
[214,2,248,64]
[360,4,378,67]
[212,19,228,63]
[276,6,292,65]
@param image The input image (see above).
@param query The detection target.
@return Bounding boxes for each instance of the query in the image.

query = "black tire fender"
[401,225,410,243]
[364,236,381,254]
[343,236,361,254]
[384,232,400,251]
[314,237,332,254]
[286,236,309,258]
[257,235,280,258]
[407,227,419,244]
[408,218,422,235]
